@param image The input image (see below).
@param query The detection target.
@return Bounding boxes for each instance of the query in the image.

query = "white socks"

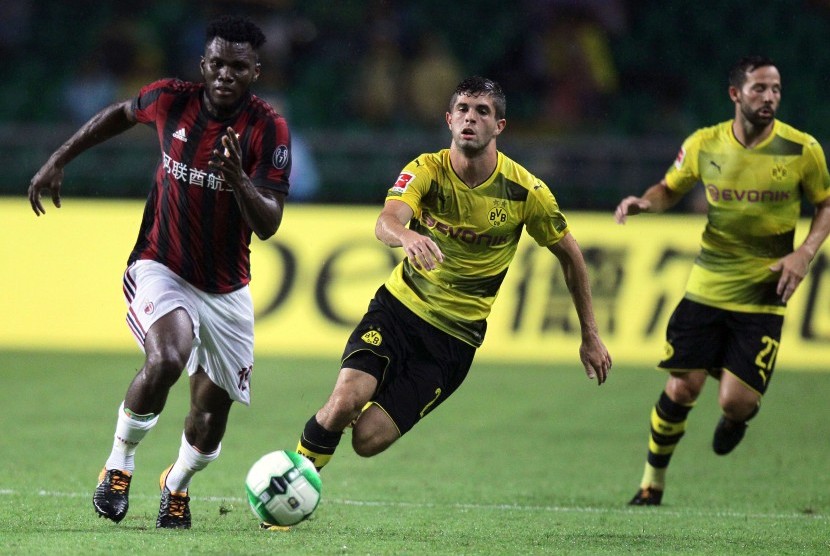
[163,432,221,494]
[105,402,159,472]
[103,402,220,492]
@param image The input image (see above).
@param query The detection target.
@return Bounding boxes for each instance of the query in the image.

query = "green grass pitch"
[0,350,828,554]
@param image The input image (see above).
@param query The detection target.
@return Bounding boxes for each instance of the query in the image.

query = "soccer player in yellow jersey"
[293,76,611,479]
[615,56,830,506]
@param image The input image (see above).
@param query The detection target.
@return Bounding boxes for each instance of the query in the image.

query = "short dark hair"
[450,76,507,120]
[206,15,266,50]
[729,55,776,88]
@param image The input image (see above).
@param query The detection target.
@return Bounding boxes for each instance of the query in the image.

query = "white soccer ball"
[244,450,322,526]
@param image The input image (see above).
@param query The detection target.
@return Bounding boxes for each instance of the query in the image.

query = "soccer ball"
[245,450,322,526]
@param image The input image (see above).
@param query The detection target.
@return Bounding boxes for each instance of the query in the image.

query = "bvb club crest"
[771,163,788,181]
[361,330,382,346]
[488,200,508,227]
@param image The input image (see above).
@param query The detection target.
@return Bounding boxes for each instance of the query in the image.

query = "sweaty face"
[200,37,260,118]
[446,93,505,154]
[735,65,781,127]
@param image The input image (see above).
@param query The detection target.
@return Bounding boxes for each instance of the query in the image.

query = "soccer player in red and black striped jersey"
[28,15,290,529]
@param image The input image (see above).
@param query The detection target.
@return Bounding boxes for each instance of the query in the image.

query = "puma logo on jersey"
[709,160,722,173]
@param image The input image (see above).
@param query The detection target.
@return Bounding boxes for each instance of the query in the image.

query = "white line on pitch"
[0,488,825,522]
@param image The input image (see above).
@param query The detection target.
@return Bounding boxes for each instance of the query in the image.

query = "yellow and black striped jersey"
[384,149,569,346]
[666,119,830,314]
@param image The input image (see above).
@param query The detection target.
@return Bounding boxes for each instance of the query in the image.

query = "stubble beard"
[741,102,775,128]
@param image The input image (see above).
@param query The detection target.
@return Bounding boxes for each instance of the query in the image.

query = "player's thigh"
[338,287,402,391]
[189,286,255,405]
[718,371,760,415]
[373,325,476,436]
[126,260,199,360]
[342,286,477,436]
[659,298,728,371]
[144,309,196,366]
[721,310,784,396]
[352,403,400,452]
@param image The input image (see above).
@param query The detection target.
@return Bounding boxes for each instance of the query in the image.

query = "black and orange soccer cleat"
[93,468,132,523]
[628,486,663,506]
[156,465,192,529]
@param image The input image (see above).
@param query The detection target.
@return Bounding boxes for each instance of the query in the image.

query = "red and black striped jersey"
[127,78,291,293]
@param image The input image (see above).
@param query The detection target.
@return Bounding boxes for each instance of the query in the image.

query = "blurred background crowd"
[5,0,830,210]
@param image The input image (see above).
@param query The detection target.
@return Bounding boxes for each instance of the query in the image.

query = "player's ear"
[728,85,740,103]
[254,62,261,82]
[494,118,506,135]
[199,57,206,77]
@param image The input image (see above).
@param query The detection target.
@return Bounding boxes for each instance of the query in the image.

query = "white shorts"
[122,259,255,405]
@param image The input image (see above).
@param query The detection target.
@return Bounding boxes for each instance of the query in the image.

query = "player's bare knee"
[719,395,758,421]
[325,391,367,425]
[666,372,705,404]
[144,347,188,383]
[351,433,391,458]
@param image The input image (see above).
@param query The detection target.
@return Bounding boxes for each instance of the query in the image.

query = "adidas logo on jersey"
[173,128,188,142]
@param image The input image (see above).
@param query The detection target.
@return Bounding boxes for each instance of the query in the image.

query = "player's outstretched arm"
[28,100,136,216]
[614,180,684,224]
[548,233,612,385]
[770,197,830,302]
[375,199,444,270]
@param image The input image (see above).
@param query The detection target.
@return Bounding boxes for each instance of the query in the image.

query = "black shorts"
[658,298,783,395]
[341,286,477,435]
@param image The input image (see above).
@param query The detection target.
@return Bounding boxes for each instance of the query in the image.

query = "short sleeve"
[385,157,431,218]
[801,137,830,205]
[523,179,569,247]
[131,79,176,126]
[248,114,291,195]
[664,133,701,194]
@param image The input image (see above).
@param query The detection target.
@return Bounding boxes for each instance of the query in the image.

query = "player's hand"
[210,127,243,185]
[770,249,812,302]
[28,162,65,216]
[400,230,444,271]
[614,196,651,224]
[578,332,612,386]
